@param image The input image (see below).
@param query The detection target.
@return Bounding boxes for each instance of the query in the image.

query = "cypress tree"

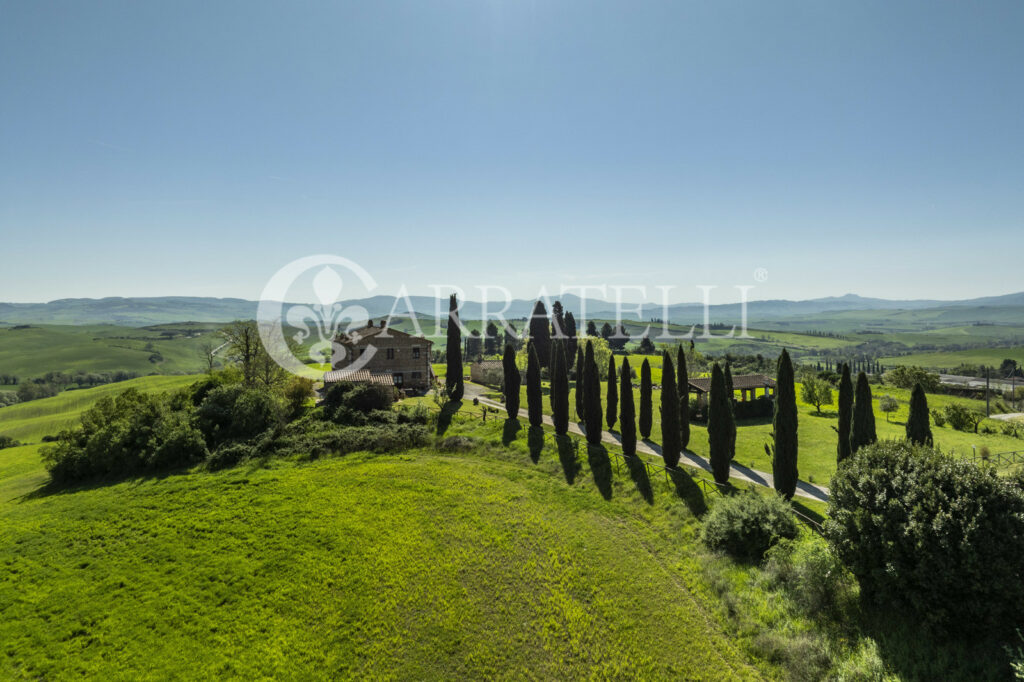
[502,343,521,418]
[661,352,681,468]
[906,382,933,446]
[836,363,853,463]
[677,345,690,450]
[565,312,578,369]
[708,362,731,484]
[528,300,552,368]
[550,341,569,434]
[772,349,798,499]
[851,371,877,454]
[550,300,566,340]
[575,347,585,421]
[606,356,618,429]
[619,358,636,457]
[724,360,737,460]
[639,359,653,439]
[445,293,464,400]
[526,341,543,427]
[583,340,603,444]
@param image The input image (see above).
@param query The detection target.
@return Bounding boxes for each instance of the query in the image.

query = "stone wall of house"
[332,324,433,390]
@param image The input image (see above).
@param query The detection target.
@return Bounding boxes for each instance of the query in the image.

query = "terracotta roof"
[688,373,776,393]
[322,369,395,386]
[336,325,432,344]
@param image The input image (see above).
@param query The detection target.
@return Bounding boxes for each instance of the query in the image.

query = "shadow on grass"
[555,434,580,484]
[668,466,707,516]
[502,418,521,446]
[436,400,462,435]
[791,499,827,526]
[527,426,545,464]
[625,455,654,504]
[807,410,839,421]
[587,443,613,500]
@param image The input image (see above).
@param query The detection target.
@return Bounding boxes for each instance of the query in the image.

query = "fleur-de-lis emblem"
[285,267,369,364]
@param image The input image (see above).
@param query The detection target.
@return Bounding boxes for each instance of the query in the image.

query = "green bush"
[322,382,395,422]
[0,434,20,450]
[827,440,1024,635]
[762,537,851,618]
[196,385,284,447]
[701,491,799,562]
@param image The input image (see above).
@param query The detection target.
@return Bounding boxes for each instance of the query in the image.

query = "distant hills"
[1,292,1023,330]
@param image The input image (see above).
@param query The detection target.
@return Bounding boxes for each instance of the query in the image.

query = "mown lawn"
[0,403,770,679]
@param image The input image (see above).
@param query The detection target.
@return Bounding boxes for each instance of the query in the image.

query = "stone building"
[326,320,434,392]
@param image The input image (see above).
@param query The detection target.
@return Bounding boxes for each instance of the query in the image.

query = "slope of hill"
[0,434,763,679]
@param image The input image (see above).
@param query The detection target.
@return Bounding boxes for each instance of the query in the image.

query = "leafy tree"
[445,294,464,400]
[550,340,569,434]
[619,358,636,457]
[583,341,603,444]
[638,335,655,354]
[836,363,853,463]
[887,365,940,391]
[526,341,542,427]
[502,343,521,418]
[943,402,984,433]
[906,383,933,446]
[528,300,551,368]
[607,323,629,351]
[586,320,598,337]
[639,359,653,439]
[677,345,690,450]
[600,322,613,341]
[465,329,483,359]
[800,376,834,414]
[879,395,899,422]
[708,362,731,484]
[575,347,585,421]
[222,320,284,388]
[826,440,1024,635]
[851,372,877,453]
[660,352,681,468]
[771,349,798,499]
[606,356,618,429]
[564,312,578,369]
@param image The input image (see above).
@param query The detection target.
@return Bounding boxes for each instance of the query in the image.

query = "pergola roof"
[322,369,395,386]
[688,373,776,394]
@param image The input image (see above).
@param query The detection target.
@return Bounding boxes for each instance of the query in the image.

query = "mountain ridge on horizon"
[2,291,1023,328]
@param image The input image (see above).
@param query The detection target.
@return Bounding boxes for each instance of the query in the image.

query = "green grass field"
[0,375,200,443]
[0,323,222,379]
[880,346,1024,371]
[0,386,771,679]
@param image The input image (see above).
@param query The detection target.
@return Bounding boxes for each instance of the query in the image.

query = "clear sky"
[2,0,1022,304]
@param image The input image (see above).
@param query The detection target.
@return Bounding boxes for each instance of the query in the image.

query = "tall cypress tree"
[724,360,737,460]
[772,349,798,499]
[851,371,877,454]
[575,347,585,421]
[565,312,578,369]
[906,382,933,446]
[550,340,569,434]
[550,300,566,340]
[708,362,731,484]
[529,300,552,369]
[502,343,520,418]
[639,358,653,439]
[445,293,464,400]
[584,341,603,444]
[526,340,542,427]
[836,363,853,463]
[606,356,618,429]
[677,345,690,450]
[661,352,681,468]
[619,358,636,457]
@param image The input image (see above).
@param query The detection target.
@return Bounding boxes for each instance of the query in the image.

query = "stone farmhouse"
[325,320,434,392]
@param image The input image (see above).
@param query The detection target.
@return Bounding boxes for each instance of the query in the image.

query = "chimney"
[379,319,387,328]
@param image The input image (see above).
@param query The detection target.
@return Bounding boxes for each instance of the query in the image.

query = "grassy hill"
[0,324,222,380]
[0,397,765,679]
[0,375,200,443]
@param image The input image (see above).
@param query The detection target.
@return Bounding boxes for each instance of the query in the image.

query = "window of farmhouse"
[386,348,395,359]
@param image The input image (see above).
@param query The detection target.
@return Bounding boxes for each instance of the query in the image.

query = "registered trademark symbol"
[753,268,768,283]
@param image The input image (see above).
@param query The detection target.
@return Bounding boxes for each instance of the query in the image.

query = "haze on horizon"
[2,1,1023,304]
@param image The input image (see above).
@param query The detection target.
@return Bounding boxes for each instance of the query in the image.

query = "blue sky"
[1,0,1022,304]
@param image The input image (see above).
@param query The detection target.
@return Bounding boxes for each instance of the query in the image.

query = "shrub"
[206,442,255,471]
[196,385,284,447]
[886,366,940,392]
[322,382,394,421]
[943,402,983,433]
[0,434,20,450]
[762,537,851,618]
[826,440,1024,635]
[930,407,946,427]
[701,491,799,562]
